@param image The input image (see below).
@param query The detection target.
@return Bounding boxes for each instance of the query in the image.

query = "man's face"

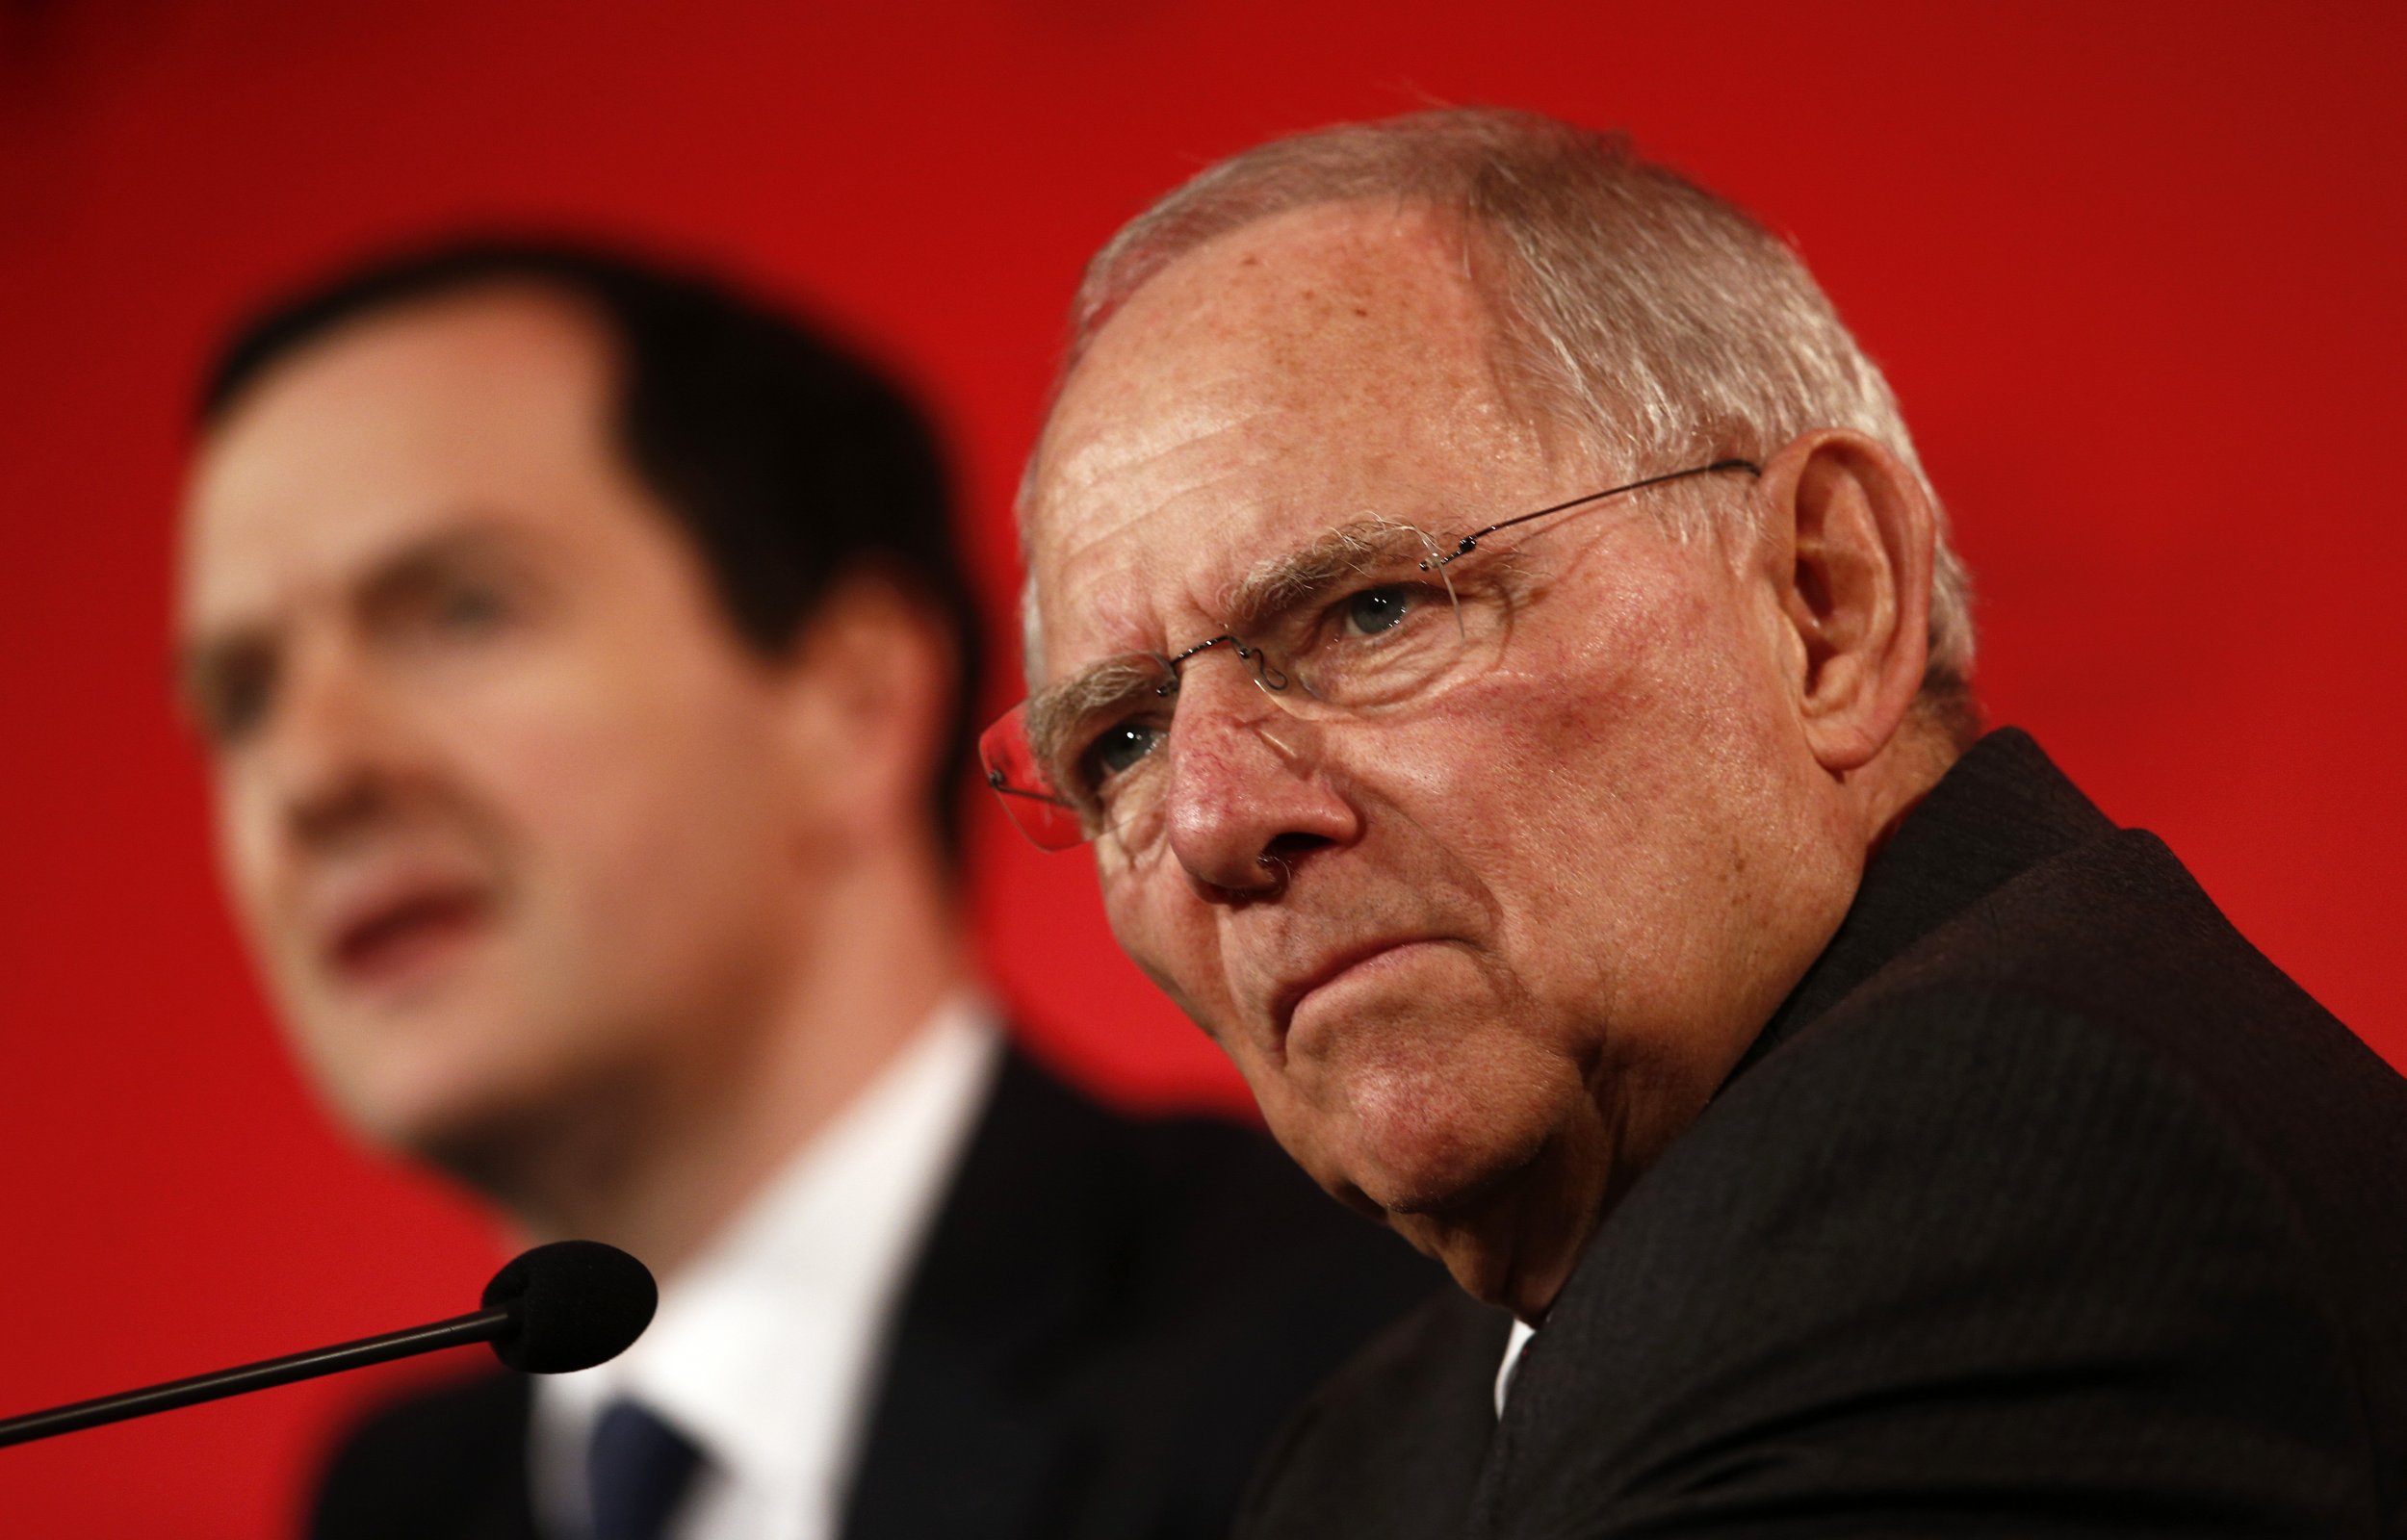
[1026,204,1848,1311]
[180,286,823,1166]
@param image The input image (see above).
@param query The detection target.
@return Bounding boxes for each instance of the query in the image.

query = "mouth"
[1269,936,1458,1042]
[323,883,492,994]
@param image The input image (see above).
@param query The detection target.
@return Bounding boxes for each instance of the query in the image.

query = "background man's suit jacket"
[1241,729,2407,1538]
[308,1046,1440,1540]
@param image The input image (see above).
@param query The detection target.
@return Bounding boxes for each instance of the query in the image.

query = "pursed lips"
[1263,934,1462,1047]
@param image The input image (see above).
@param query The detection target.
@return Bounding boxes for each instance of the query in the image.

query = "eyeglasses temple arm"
[985,769,1077,810]
[1426,458,1761,568]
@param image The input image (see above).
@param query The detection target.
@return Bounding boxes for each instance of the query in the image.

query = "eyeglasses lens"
[978,706,1087,851]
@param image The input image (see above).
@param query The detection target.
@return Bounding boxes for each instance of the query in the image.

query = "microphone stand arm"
[0,1303,516,1449]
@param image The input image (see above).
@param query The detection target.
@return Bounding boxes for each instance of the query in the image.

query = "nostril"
[1256,832,1331,888]
[1264,832,1328,861]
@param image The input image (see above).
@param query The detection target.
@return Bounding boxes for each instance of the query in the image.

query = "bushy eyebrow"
[1025,519,1443,775]
[1217,518,1441,637]
[1025,653,1177,782]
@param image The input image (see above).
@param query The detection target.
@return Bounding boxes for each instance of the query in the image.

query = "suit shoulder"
[308,1371,531,1540]
[1237,1289,1511,1540]
[1781,927,2407,1358]
[1129,1101,1440,1298]
[1846,826,2407,1168]
[1006,1048,1429,1278]
[1697,983,2317,1282]
[1489,990,2379,1536]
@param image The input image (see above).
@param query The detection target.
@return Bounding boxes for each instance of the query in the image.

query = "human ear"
[773,570,959,849]
[1751,429,1935,772]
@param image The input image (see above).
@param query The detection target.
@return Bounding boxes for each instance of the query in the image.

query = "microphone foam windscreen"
[481,1241,658,1373]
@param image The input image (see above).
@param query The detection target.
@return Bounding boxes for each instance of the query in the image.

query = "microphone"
[0,1240,655,1450]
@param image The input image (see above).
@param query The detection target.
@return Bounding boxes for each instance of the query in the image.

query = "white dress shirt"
[1494,1318,1538,1417]
[531,995,1003,1540]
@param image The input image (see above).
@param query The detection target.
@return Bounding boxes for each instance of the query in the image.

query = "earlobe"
[1755,430,1935,774]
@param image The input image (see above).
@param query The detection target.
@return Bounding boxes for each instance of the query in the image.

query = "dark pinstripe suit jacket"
[1241,730,2407,1538]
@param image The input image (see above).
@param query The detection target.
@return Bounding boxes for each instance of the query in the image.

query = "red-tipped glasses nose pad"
[978,705,1087,851]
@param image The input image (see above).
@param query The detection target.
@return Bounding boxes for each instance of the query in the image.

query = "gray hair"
[1025,107,1975,737]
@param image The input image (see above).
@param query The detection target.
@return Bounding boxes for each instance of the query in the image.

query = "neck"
[472,840,969,1279]
[1860,709,1964,854]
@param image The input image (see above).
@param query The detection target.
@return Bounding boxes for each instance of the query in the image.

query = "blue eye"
[1088,721,1162,782]
[1339,585,1415,637]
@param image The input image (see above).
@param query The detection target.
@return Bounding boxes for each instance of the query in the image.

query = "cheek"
[1100,863,1228,1037]
[1363,569,1785,1006]
[212,775,273,919]
[447,651,795,972]
[1530,571,1766,808]
[1361,561,1735,813]
[213,769,309,978]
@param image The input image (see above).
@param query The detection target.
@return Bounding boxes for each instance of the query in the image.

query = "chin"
[1372,1137,1601,1316]
[373,1058,600,1205]
[1388,1212,1517,1303]
[299,994,552,1162]
[331,1053,517,1161]
[1308,1042,1563,1219]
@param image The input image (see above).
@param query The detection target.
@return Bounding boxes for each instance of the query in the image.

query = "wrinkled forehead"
[1023,201,1544,684]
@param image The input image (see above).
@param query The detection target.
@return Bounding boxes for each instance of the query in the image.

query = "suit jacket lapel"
[305,1370,541,1540]
[837,1045,1120,1540]
[467,1373,543,1540]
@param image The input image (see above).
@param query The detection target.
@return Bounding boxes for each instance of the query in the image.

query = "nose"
[1158,673,1359,904]
[258,639,417,852]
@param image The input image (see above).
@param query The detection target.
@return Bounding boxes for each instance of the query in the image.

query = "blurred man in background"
[175,239,1436,1540]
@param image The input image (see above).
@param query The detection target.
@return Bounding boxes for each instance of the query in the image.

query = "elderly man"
[996,110,2407,1536]
[175,238,1436,1540]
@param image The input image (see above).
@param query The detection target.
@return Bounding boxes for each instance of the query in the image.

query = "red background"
[2,2,2401,1533]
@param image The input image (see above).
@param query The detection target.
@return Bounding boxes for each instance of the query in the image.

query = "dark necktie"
[587,1399,704,1540]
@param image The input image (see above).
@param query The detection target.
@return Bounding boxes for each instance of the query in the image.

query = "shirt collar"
[531,992,1003,1537]
[1493,1318,1539,1417]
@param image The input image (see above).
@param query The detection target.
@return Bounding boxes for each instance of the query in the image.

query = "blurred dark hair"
[201,237,984,863]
